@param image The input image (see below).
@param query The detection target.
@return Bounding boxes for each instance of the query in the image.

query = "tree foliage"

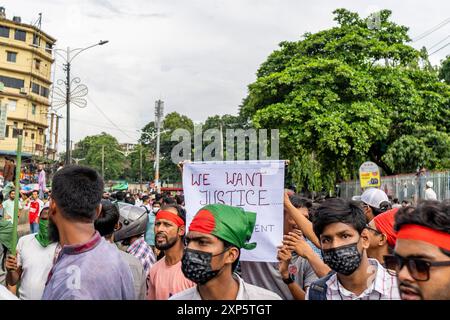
[240,8,450,192]
[440,55,450,84]
[72,132,125,180]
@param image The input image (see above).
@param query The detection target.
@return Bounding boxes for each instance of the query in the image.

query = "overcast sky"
[3,0,450,149]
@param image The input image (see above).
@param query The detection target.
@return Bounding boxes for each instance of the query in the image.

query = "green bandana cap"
[189,204,257,250]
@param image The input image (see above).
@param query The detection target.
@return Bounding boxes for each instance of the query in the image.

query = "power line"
[412,17,450,42]
[428,34,450,50]
[70,117,140,133]
[429,42,450,56]
[86,95,136,140]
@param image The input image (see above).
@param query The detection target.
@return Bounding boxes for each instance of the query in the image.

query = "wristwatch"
[282,273,295,285]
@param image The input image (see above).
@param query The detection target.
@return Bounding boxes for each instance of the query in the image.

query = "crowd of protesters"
[0,164,448,300]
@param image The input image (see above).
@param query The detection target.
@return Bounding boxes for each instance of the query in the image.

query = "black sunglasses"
[384,254,450,281]
[365,224,383,236]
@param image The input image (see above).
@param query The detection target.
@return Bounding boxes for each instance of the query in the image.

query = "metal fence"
[339,170,450,203]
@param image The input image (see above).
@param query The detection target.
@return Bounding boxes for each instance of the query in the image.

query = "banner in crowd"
[182,160,285,262]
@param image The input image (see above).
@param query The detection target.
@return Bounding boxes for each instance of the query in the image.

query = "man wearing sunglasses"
[384,201,450,300]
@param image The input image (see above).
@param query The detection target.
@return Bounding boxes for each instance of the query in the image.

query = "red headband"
[397,224,450,251]
[373,208,398,247]
[155,210,185,227]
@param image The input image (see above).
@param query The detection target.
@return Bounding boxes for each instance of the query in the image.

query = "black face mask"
[181,248,227,285]
[322,242,362,276]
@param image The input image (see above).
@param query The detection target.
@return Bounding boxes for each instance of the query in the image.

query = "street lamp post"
[51,40,109,165]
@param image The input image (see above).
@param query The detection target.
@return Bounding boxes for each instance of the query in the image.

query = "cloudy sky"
[3,0,450,149]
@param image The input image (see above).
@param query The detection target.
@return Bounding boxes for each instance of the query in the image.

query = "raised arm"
[283,191,321,248]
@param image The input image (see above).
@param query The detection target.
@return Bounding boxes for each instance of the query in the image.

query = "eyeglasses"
[365,224,383,236]
[384,254,450,281]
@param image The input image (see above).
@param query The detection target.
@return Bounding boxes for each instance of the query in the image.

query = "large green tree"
[72,132,125,180]
[240,8,450,192]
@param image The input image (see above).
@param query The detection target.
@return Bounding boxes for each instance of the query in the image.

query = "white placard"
[182,160,285,262]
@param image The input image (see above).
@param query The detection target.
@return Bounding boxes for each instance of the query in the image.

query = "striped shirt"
[306,258,400,300]
[127,236,156,275]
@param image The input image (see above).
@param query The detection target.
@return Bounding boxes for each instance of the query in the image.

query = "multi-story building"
[0,7,56,165]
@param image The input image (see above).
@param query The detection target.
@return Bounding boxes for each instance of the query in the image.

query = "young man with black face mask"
[306,198,400,300]
[170,204,281,300]
[146,204,194,300]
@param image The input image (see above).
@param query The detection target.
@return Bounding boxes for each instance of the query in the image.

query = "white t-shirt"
[16,234,57,300]
[0,284,18,300]
[170,274,282,300]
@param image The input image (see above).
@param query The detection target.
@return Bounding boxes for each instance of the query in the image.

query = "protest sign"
[182,160,285,262]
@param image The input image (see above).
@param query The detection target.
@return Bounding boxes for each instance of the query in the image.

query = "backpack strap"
[140,205,150,214]
[307,271,336,300]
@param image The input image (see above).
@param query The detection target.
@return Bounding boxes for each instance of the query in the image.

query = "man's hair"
[160,204,186,224]
[312,198,366,238]
[9,190,14,195]
[155,193,163,202]
[125,197,135,205]
[289,193,313,209]
[163,196,176,206]
[142,195,150,202]
[395,201,450,256]
[401,200,408,204]
[115,191,125,201]
[51,165,104,222]
[393,198,399,204]
[395,201,450,233]
[175,195,184,206]
[94,200,119,237]
[31,190,38,195]
[221,238,240,272]
[370,201,392,217]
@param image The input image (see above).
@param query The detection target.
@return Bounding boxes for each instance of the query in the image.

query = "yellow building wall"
[0,18,55,157]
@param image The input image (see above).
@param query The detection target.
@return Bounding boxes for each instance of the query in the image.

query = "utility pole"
[70,140,73,163]
[102,145,105,179]
[139,143,143,191]
[48,113,54,158]
[54,115,61,160]
[65,48,71,165]
[155,100,164,194]
[219,120,224,160]
[51,41,109,165]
